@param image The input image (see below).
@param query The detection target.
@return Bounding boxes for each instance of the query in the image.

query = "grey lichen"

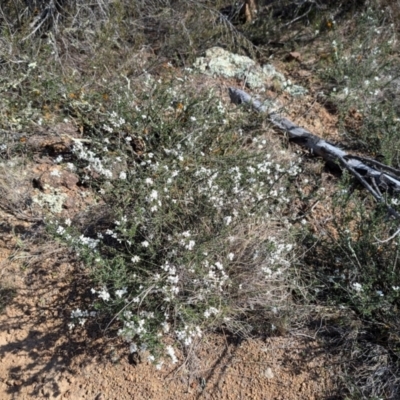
[32,185,67,214]
[194,47,307,96]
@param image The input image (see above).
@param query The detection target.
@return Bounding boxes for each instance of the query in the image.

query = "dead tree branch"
[229,87,400,221]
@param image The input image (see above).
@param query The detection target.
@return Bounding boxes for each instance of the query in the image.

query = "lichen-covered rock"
[31,163,94,216]
[32,185,68,214]
[194,47,307,96]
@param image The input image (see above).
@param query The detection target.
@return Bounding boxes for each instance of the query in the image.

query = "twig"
[345,154,400,177]
[374,226,400,244]
[104,284,155,333]
[283,3,314,27]
[338,155,383,203]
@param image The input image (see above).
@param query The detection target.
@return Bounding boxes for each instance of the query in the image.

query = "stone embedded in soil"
[34,166,79,191]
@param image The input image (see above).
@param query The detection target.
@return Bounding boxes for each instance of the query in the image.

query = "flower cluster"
[69,308,97,330]
[72,140,113,179]
[103,111,126,134]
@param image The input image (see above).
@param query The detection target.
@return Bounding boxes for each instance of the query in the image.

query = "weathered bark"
[229,87,400,219]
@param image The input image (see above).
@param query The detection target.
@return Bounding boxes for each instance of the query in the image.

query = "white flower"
[162,322,170,333]
[166,345,178,364]
[215,262,223,270]
[376,290,384,297]
[224,216,232,226]
[115,287,128,298]
[352,282,363,292]
[56,225,65,235]
[204,307,219,319]
[149,190,158,201]
[98,287,111,301]
[227,253,234,261]
[145,177,154,185]
[186,240,195,250]
[79,235,99,249]
[156,362,164,370]
[141,241,149,248]
[119,171,127,180]
[71,308,87,318]
[393,286,400,291]
[131,255,141,263]
[103,124,113,133]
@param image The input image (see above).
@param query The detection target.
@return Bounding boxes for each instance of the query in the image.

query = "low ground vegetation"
[1,0,400,398]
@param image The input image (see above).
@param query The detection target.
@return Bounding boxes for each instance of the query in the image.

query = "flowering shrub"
[52,78,299,363]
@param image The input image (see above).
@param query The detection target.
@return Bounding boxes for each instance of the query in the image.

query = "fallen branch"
[228,87,400,220]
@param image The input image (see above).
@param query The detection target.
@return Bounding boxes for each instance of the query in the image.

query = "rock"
[35,167,79,191]
[285,51,302,62]
[194,47,308,96]
[264,367,274,379]
[63,196,76,210]
[26,133,74,155]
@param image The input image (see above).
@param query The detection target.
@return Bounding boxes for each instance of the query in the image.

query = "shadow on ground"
[0,231,125,398]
